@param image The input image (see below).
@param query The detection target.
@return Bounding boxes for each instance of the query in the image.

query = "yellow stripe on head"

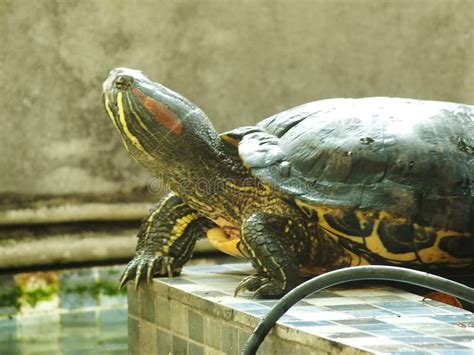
[104,94,119,131]
[116,92,154,160]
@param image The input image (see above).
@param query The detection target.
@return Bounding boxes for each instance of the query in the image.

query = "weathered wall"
[0,0,473,214]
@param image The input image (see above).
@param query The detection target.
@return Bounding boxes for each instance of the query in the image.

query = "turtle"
[102,67,474,297]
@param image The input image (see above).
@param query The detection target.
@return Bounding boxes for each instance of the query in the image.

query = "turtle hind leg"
[120,193,215,290]
[235,212,304,298]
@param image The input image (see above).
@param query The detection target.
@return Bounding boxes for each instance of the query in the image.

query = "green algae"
[0,285,21,310]
[19,284,58,309]
[64,280,127,298]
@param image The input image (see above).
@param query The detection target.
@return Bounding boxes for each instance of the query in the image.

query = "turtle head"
[102,67,222,175]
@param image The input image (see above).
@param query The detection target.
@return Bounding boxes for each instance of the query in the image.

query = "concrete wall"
[0,0,473,217]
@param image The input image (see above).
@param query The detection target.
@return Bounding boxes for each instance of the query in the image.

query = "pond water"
[0,265,128,355]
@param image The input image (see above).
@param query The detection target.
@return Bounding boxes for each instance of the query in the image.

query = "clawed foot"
[234,274,286,298]
[119,253,181,290]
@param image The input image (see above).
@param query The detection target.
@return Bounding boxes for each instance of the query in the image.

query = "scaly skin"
[119,193,215,289]
[102,68,343,297]
[103,68,473,297]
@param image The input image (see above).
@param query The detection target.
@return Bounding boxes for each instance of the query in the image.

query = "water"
[0,265,128,355]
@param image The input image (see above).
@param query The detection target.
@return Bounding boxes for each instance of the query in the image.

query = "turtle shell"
[236,98,473,233]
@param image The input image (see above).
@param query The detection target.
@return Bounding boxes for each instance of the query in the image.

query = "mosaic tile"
[419,342,473,350]
[188,309,204,343]
[286,309,353,321]
[216,296,258,306]
[127,284,140,317]
[246,308,270,317]
[335,318,385,327]
[327,331,372,339]
[304,290,343,299]
[169,300,188,337]
[337,335,402,347]
[191,290,229,298]
[172,335,187,355]
[237,328,252,353]
[344,309,399,318]
[390,307,451,316]
[444,335,474,342]
[229,302,266,311]
[222,323,239,355]
[204,316,222,350]
[367,327,424,338]
[188,342,204,355]
[325,303,379,311]
[302,324,359,336]
[431,305,473,315]
[432,314,473,324]
[155,296,170,329]
[358,295,408,303]
[138,262,474,354]
[457,342,474,350]
[362,344,423,353]
[277,315,299,322]
[280,320,335,327]
[429,350,474,355]
[397,336,450,345]
[140,284,155,323]
[381,352,433,355]
[290,305,328,313]
[139,319,157,354]
[188,276,240,284]
[381,316,445,325]
[303,296,363,306]
[158,278,196,285]
[156,328,171,355]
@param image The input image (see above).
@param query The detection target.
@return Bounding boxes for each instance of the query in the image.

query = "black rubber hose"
[241,265,474,355]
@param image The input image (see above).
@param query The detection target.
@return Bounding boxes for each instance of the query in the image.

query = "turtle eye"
[115,75,134,90]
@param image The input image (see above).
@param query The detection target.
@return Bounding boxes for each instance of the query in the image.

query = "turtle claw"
[234,275,258,297]
[146,257,158,284]
[252,284,276,299]
[119,254,179,290]
[234,274,285,298]
[119,269,132,290]
[134,260,146,291]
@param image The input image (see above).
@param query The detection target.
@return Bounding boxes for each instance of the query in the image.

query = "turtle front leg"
[235,212,305,298]
[120,193,214,290]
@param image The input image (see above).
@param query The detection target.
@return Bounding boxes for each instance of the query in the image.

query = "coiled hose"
[241,265,474,355]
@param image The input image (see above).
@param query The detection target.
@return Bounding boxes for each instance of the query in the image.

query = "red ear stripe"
[132,88,183,135]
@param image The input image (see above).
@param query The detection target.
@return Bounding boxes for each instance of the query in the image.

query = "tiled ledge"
[128,263,474,355]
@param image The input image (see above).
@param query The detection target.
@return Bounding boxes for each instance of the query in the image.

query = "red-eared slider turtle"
[103,68,473,297]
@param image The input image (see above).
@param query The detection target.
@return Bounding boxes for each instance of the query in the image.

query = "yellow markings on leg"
[160,212,201,254]
[169,212,201,242]
[144,195,173,246]
[240,231,268,273]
